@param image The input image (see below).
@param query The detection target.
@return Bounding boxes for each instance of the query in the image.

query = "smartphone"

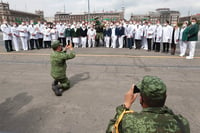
[133,85,140,93]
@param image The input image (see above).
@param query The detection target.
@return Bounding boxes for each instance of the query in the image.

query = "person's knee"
[61,80,70,90]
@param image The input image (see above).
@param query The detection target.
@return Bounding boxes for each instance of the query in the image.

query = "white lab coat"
[11,26,20,51]
[18,25,28,50]
[135,25,143,40]
[162,25,172,43]
[58,25,65,38]
[125,24,134,38]
[1,24,12,40]
[28,25,38,39]
[146,25,154,39]
[36,24,43,38]
[155,25,163,43]
[18,25,28,37]
[51,28,58,41]
[111,27,117,48]
[43,28,52,41]
[87,28,96,47]
[172,27,180,44]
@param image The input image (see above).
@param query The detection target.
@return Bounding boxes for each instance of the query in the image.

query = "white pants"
[66,37,71,44]
[111,36,117,48]
[142,37,148,50]
[104,36,110,48]
[88,37,95,48]
[179,41,187,56]
[20,36,28,50]
[118,36,124,48]
[73,37,79,48]
[81,37,87,48]
[188,41,196,57]
[12,37,19,51]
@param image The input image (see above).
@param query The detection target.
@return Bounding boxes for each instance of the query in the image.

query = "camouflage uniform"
[50,41,76,90]
[106,76,190,133]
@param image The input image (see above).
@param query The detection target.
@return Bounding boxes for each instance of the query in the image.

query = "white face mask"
[191,22,196,25]
[173,24,177,27]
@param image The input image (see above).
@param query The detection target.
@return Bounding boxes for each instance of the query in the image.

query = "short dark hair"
[192,18,197,22]
[141,93,166,107]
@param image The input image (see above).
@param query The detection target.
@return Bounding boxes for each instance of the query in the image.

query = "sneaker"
[186,56,193,60]
[179,54,184,57]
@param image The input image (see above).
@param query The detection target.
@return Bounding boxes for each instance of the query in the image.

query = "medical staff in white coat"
[43,25,52,48]
[146,22,154,51]
[87,25,96,48]
[36,21,44,48]
[179,21,188,57]
[18,22,28,51]
[154,21,163,52]
[1,20,13,52]
[125,21,134,49]
[141,22,148,50]
[162,20,173,53]
[28,21,39,49]
[51,25,58,41]
[134,23,143,49]
[57,23,66,47]
[11,23,20,51]
[111,23,117,48]
[171,22,180,55]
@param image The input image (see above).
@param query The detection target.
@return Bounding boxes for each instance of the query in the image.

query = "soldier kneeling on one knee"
[50,40,76,96]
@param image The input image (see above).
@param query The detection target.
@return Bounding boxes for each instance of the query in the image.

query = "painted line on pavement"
[0,52,200,59]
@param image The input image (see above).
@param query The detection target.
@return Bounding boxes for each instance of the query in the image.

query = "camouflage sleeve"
[177,114,190,133]
[106,105,127,133]
[60,51,76,60]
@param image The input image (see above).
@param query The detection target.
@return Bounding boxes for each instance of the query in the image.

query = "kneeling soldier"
[50,40,76,96]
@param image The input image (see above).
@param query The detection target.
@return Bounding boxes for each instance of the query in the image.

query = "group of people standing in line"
[1,18,199,59]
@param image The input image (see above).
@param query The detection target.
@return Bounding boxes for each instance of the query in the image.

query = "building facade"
[179,13,200,23]
[131,8,180,24]
[0,2,44,24]
[54,11,124,23]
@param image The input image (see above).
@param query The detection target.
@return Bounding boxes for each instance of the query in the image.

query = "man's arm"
[106,85,138,133]
[61,43,76,60]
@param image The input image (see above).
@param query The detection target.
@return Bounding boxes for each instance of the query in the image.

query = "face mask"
[191,22,196,25]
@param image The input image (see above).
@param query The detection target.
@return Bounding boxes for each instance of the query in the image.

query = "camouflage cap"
[136,75,167,100]
[51,40,61,49]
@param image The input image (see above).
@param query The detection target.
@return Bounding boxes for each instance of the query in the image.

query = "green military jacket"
[106,105,190,133]
[50,50,75,80]
[187,24,199,41]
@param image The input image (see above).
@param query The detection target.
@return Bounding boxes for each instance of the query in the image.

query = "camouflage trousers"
[53,77,70,90]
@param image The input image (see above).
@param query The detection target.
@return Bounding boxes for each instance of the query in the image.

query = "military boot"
[52,80,58,86]
[52,85,62,96]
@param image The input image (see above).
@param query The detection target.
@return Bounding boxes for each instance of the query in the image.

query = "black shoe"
[52,80,58,86]
[52,85,62,96]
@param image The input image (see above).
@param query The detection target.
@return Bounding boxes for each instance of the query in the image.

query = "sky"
[4,0,200,19]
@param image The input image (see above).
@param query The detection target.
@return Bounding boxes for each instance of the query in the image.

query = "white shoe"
[186,56,193,59]
[179,54,184,57]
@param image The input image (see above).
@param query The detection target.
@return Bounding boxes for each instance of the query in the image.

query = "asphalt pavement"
[0,37,200,133]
